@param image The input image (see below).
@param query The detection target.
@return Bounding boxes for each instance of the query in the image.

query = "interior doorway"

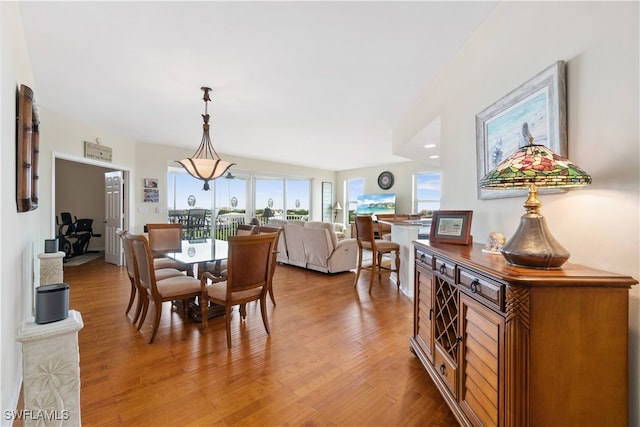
[52,153,131,266]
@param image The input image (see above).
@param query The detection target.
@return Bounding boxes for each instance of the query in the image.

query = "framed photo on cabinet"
[429,210,473,245]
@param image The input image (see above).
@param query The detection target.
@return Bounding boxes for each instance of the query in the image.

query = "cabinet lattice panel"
[434,276,459,362]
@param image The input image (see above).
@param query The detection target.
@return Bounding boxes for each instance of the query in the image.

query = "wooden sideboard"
[411,240,637,427]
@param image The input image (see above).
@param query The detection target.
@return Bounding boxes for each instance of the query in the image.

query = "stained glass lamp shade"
[480,142,591,268]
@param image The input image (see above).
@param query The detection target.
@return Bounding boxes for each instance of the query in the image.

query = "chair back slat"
[355,216,376,244]
[236,224,257,236]
[117,229,136,279]
[146,223,182,252]
[226,234,276,295]
[128,234,156,292]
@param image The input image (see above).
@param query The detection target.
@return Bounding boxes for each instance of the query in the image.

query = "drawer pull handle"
[470,279,480,294]
[439,364,446,375]
[439,264,446,275]
[429,308,433,321]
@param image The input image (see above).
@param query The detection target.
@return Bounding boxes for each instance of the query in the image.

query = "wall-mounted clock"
[377,171,394,190]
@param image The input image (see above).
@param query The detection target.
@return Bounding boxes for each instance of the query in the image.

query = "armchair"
[300,221,357,273]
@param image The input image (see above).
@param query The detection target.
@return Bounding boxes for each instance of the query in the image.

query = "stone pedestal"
[37,251,65,285]
[16,310,84,426]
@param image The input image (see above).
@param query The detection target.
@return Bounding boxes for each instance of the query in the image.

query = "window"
[346,178,364,223]
[254,175,310,221]
[167,166,214,211]
[169,167,310,231]
[286,179,310,221]
[167,166,215,237]
[414,172,441,217]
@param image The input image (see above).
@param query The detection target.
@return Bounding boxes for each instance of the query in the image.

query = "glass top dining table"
[155,238,228,276]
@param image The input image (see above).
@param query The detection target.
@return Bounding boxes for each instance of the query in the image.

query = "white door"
[104,171,124,265]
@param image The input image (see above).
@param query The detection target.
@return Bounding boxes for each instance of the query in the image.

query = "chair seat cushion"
[206,281,262,302]
[154,257,188,271]
[361,240,399,252]
[155,268,184,281]
[203,260,227,278]
[155,275,201,298]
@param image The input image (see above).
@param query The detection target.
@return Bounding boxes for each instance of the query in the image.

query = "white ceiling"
[19,1,497,171]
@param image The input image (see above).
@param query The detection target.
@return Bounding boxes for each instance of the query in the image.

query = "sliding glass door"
[254,175,310,222]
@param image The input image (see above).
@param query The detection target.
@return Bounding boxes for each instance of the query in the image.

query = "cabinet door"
[414,265,434,362]
[459,294,504,427]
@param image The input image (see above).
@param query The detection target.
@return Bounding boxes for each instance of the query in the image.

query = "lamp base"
[501,213,569,269]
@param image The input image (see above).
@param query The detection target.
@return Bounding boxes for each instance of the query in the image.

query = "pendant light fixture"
[177,86,235,190]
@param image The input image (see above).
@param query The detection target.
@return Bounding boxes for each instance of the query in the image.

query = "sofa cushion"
[283,223,306,267]
[303,221,338,248]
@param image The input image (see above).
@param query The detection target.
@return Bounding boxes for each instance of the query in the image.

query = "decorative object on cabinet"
[476,61,566,200]
[411,240,637,427]
[482,231,505,254]
[177,86,236,191]
[16,84,40,212]
[377,171,394,190]
[429,210,473,245]
[480,141,591,269]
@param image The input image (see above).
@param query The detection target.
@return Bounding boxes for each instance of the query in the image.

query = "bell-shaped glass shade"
[176,87,236,191]
[177,158,234,191]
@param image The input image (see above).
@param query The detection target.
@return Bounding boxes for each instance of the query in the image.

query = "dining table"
[154,238,229,321]
[156,238,228,277]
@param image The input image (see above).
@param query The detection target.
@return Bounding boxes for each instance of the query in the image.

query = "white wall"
[395,2,639,423]
[0,3,41,422]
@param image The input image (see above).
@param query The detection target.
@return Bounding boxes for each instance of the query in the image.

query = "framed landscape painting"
[476,61,567,199]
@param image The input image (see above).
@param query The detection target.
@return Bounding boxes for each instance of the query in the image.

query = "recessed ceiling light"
[429,155,439,159]
[424,144,436,148]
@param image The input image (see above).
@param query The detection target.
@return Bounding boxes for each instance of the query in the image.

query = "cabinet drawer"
[458,269,504,311]
[434,257,455,281]
[434,344,457,398]
[415,249,434,270]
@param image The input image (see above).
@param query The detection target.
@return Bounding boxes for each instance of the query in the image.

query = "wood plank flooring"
[56,257,458,426]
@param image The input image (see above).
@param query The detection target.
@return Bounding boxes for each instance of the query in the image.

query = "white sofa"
[266,219,357,273]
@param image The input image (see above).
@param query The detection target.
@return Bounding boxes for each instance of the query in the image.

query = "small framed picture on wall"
[144,188,159,203]
[144,178,158,188]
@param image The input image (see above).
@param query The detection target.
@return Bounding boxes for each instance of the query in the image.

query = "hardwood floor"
[60,257,458,426]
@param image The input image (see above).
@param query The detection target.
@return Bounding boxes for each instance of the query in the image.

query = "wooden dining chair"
[353,215,401,293]
[202,223,257,279]
[117,229,185,324]
[116,229,139,320]
[146,223,190,273]
[200,233,276,348]
[259,226,282,305]
[126,233,206,343]
[236,223,258,236]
